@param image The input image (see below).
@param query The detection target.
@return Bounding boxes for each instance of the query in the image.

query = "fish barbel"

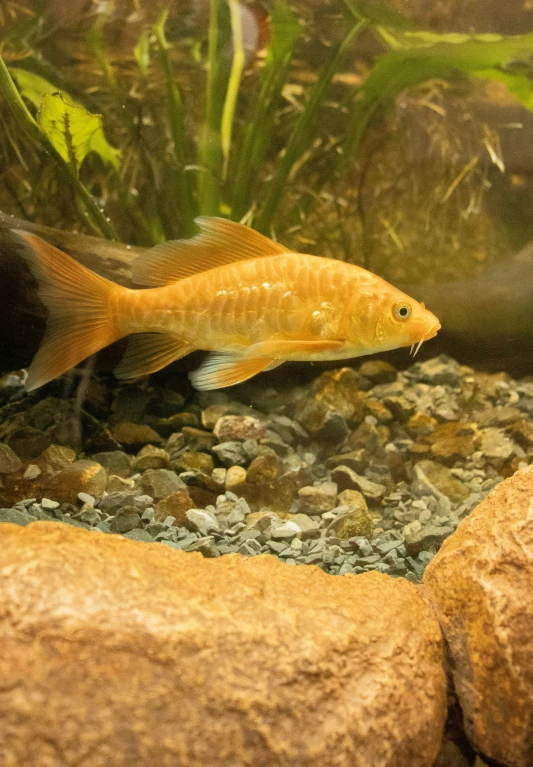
[14,217,440,391]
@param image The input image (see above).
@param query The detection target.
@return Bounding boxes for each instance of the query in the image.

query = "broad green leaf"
[10,68,70,109]
[399,31,504,46]
[343,0,415,31]
[267,0,302,64]
[37,92,120,172]
[339,30,533,170]
[10,67,120,170]
[472,68,533,111]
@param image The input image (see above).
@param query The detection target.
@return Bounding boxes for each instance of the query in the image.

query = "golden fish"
[14,217,440,392]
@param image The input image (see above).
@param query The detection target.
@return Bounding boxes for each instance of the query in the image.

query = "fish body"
[14,217,440,391]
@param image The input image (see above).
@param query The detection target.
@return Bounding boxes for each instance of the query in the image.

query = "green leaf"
[231,0,302,218]
[267,0,303,64]
[37,92,120,172]
[10,68,120,171]
[9,67,70,109]
[343,0,415,31]
[256,17,368,233]
[339,30,533,171]
[134,28,151,74]
[472,67,533,111]
[221,0,246,178]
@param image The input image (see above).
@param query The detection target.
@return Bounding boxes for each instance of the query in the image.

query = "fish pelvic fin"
[189,353,280,391]
[114,333,195,380]
[14,231,125,392]
[132,217,291,287]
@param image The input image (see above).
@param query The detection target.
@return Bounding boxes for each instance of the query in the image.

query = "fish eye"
[393,302,412,322]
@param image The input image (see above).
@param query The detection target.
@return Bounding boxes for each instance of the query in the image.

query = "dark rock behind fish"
[1,209,533,376]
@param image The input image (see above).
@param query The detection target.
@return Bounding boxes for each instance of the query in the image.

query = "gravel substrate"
[0,354,529,581]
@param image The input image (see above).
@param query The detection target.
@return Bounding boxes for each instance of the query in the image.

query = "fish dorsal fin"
[132,217,291,287]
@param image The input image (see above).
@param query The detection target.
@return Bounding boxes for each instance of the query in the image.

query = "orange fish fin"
[246,339,345,358]
[189,354,277,391]
[132,217,291,287]
[14,231,124,392]
[114,333,195,379]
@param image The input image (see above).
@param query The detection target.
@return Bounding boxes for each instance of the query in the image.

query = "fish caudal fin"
[14,231,124,391]
[189,353,281,391]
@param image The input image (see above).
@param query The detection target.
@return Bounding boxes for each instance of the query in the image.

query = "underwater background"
[2,0,533,585]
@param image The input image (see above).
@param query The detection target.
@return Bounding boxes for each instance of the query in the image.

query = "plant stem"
[197,0,224,216]
[255,18,368,234]
[221,0,245,180]
[154,10,197,237]
[0,53,118,239]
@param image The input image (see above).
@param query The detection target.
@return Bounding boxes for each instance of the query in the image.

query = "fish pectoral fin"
[114,333,195,379]
[246,339,345,358]
[132,217,291,287]
[189,353,278,391]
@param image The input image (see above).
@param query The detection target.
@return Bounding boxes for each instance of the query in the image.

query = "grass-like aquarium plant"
[1,0,533,253]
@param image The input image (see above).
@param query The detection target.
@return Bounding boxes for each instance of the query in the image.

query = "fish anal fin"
[114,333,194,379]
[132,217,291,287]
[246,339,345,359]
[189,354,278,391]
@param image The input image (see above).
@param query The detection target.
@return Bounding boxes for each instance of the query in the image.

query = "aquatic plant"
[1,0,533,250]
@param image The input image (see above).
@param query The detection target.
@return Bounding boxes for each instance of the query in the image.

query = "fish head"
[347,286,441,355]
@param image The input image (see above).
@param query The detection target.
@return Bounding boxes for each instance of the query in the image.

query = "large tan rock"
[424,465,533,767]
[0,522,446,767]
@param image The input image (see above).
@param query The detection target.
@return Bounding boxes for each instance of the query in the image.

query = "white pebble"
[41,498,59,510]
[23,464,41,480]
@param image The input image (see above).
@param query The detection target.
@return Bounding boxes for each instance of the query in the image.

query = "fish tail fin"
[14,230,125,391]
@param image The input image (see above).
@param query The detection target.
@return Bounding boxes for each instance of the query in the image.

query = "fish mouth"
[409,320,441,357]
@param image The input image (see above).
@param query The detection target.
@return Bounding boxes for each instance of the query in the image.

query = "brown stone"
[413,460,469,505]
[53,459,107,503]
[0,443,22,474]
[246,450,280,484]
[365,399,393,422]
[429,422,477,464]
[0,522,446,767]
[5,426,51,458]
[181,427,217,452]
[154,490,195,526]
[325,449,367,473]
[424,465,533,767]
[330,465,386,502]
[213,415,266,442]
[42,444,77,471]
[508,418,533,448]
[111,422,163,448]
[173,451,214,474]
[332,513,372,540]
[358,360,397,384]
[140,468,185,500]
[131,445,171,472]
[225,465,247,491]
[349,421,389,452]
[298,482,337,514]
[311,367,366,425]
[407,412,437,439]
